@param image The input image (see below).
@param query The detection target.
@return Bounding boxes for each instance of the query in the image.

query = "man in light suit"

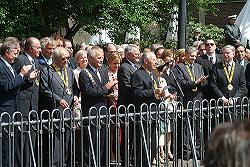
[196,38,222,100]
[39,47,79,166]
[78,46,117,167]
[0,40,39,167]
[175,46,208,159]
[117,44,140,166]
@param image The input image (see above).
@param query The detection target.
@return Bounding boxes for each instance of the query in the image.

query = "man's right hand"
[105,80,118,90]
[20,65,32,77]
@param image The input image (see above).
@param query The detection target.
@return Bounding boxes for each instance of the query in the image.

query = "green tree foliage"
[0,0,222,43]
[188,21,224,46]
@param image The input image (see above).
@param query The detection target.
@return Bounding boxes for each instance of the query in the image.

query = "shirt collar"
[0,56,12,68]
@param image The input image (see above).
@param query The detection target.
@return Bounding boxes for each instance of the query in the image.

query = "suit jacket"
[175,62,206,107]
[0,58,25,116]
[131,67,160,110]
[196,54,222,100]
[39,65,79,113]
[245,63,250,97]
[161,67,183,103]
[12,53,39,116]
[78,64,109,116]
[117,58,140,107]
[236,59,249,72]
[210,61,247,99]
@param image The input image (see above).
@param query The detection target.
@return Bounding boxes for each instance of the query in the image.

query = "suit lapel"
[51,67,66,88]
[87,65,102,84]
[0,59,15,79]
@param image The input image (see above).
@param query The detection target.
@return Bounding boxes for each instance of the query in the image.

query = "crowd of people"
[0,15,250,166]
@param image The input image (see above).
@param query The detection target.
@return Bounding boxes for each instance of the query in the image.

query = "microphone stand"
[169,67,184,98]
[47,64,57,110]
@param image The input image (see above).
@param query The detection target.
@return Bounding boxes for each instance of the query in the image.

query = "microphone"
[157,62,171,72]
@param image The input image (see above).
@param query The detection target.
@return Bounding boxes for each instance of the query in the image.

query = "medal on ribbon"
[52,64,72,95]
[223,62,235,91]
[185,62,197,92]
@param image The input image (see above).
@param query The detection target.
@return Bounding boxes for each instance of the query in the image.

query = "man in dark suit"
[38,37,55,68]
[13,37,41,115]
[235,44,249,71]
[78,46,117,167]
[117,44,140,166]
[210,45,247,105]
[0,40,39,167]
[39,47,79,166]
[196,38,222,100]
[175,47,208,159]
[12,37,41,167]
[131,51,163,166]
[176,47,208,107]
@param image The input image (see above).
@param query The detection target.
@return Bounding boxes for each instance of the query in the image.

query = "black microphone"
[157,62,170,72]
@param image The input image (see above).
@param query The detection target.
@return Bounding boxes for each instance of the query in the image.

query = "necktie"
[133,64,138,70]
[9,66,15,77]
[96,69,101,81]
[190,64,194,73]
[227,63,231,73]
[210,56,214,64]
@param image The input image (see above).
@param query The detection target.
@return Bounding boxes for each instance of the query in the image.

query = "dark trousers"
[82,123,106,167]
[134,121,156,167]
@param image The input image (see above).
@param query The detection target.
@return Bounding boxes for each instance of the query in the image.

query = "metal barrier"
[0,97,249,167]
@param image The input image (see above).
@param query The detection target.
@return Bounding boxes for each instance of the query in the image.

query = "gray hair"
[222,45,235,53]
[125,44,139,54]
[87,46,103,58]
[185,46,198,55]
[24,37,39,50]
[52,47,69,62]
[40,37,55,49]
[75,50,87,60]
[140,51,154,64]
[0,40,17,55]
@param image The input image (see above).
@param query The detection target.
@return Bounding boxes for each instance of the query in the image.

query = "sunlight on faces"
[223,48,235,63]
[6,48,19,64]
[77,53,88,69]
[31,39,41,58]
[205,39,216,54]
[64,41,73,55]
[89,50,104,69]
[145,52,157,71]
[43,44,55,58]
[54,48,70,68]
[236,46,246,60]
[128,47,140,63]
[186,51,198,64]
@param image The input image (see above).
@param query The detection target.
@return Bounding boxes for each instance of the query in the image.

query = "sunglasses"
[61,57,70,61]
[205,43,215,46]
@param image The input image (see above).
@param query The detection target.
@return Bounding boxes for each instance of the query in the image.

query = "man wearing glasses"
[39,47,79,166]
[196,38,222,100]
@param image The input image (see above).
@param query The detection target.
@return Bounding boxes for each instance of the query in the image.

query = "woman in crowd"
[107,52,121,163]
[153,59,177,164]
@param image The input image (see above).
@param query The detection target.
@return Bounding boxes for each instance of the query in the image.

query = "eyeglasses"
[205,43,215,46]
[61,57,70,61]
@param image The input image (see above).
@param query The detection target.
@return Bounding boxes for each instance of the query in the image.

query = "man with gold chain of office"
[210,45,247,106]
[175,46,208,108]
[39,47,79,167]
